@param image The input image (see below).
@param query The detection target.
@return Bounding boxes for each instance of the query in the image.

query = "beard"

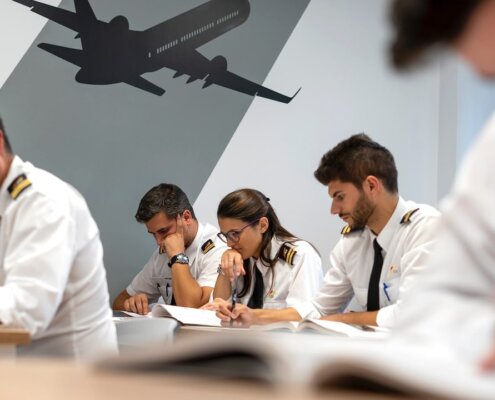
[349,192,375,229]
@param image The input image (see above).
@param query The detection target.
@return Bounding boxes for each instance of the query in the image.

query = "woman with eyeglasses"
[210,188,323,311]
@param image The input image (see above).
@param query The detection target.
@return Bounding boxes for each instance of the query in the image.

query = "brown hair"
[314,133,398,193]
[389,0,481,69]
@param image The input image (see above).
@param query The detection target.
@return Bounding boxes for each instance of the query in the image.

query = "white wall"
[194,0,444,270]
[0,0,61,89]
[2,0,495,281]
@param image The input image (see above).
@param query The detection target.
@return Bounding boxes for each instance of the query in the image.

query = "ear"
[258,216,269,234]
[362,175,380,195]
[182,209,193,224]
[0,130,5,155]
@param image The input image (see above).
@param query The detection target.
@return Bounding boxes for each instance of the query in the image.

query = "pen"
[230,264,238,327]
[383,282,391,302]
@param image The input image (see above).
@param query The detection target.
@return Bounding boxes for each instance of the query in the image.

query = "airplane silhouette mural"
[13,0,300,103]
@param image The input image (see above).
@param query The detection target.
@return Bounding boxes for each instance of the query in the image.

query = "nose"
[226,238,236,247]
[154,233,165,246]
[330,200,339,215]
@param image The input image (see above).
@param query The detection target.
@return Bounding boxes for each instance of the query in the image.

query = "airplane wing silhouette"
[166,50,300,104]
[125,76,166,96]
[13,0,83,32]
[38,43,165,96]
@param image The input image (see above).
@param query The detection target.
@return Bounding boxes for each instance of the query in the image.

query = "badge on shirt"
[279,243,297,265]
[386,264,399,279]
[201,239,215,254]
[7,174,32,200]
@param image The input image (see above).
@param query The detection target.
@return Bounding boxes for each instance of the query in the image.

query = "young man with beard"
[213,134,440,328]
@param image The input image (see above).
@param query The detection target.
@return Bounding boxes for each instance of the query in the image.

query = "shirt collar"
[374,196,408,252]
[0,156,26,217]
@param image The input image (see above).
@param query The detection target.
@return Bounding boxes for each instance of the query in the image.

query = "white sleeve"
[127,251,162,302]
[0,195,74,336]
[285,243,323,307]
[293,240,353,319]
[195,242,226,288]
[377,213,440,328]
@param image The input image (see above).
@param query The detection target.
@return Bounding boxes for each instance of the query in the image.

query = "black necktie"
[367,238,383,311]
[247,265,264,309]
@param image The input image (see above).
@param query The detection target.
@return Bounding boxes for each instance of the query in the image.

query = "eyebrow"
[330,190,343,198]
[148,226,170,234]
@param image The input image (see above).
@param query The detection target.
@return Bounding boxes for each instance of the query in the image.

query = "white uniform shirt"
[293,197,440,328]
[127,222,226,304]
[235,236,323,309]
[396,112,495,363]
[0,156,117,360]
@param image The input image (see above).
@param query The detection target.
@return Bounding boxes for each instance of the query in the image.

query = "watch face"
[168,253,189,267]
[177,254,189,264]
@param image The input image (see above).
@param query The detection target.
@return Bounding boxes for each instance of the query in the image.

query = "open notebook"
[113,305,222,326]
[114,305,388,338]
[252,319,389,339]
[98,331,495,399]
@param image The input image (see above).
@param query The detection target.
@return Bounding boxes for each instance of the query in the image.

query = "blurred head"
[314,134,398,229]
[389,0,495,78]
[135,183,196,247]
[217,188,295,264]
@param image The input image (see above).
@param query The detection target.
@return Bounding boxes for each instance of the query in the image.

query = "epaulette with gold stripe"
[201,239,215,254]
[279,243,297,265]
[7,174,32,200]
[340,225,363,235]
[400,208,419,224]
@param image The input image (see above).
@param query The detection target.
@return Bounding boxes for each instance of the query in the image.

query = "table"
[0,359,404,400]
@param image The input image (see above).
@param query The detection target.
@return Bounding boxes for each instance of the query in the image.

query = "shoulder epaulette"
[7,174,32,200]
[279,243,297,265]
[400,208,420,224]
[201,239,215,254]
[340,225,363,235]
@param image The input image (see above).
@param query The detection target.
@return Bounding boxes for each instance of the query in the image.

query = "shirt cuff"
[292,301,322,320]
[376,304,396,328]
[126,285,137,296]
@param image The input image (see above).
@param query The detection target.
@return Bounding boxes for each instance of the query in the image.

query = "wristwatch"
[168,252,189,268]
[217,265,225,276]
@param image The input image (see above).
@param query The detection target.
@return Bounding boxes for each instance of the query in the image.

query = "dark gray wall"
[0,0,309,300]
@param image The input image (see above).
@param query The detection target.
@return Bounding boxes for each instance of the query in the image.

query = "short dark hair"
[314,133,398,194]
[0,117,13,154]
[135,183,196,223]
[389,0,481,69]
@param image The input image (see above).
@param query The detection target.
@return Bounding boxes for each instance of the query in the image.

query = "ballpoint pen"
[230,264,238,327]
[383,282,391,302]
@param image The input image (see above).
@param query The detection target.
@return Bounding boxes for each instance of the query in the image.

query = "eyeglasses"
[217,219,260,244]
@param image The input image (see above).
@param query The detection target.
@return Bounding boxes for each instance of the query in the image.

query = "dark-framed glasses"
[217,219,260,243]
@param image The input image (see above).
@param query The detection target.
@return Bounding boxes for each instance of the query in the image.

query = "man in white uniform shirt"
[113,183,226,313]
[215,134,439,328]
[389,0,495,369]
[0,117,117,360]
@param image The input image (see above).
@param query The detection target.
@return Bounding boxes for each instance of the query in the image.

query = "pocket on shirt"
[152,277,173,305]
[383,277,400,304]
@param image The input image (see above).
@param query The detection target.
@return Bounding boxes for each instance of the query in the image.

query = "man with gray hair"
[113,183,226,313]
